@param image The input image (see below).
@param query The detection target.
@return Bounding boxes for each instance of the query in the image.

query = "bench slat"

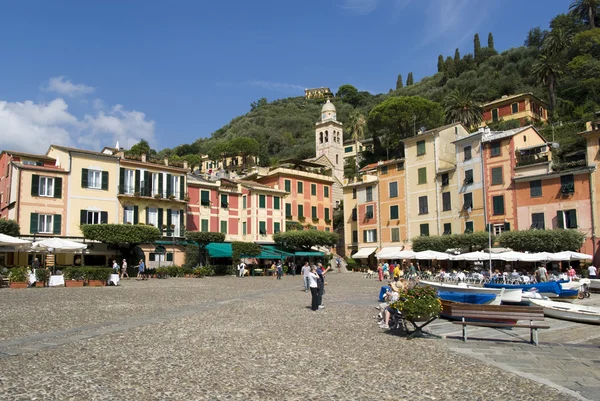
[452,312,545,320]
[452,322,550,329]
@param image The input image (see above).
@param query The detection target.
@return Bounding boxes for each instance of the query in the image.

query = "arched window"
[319,132,323,144]
[325,130,329,142]
[336,154,339,164]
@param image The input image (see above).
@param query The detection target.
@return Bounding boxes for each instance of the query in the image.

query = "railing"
[118,184,188,201]
[516,153,549,167]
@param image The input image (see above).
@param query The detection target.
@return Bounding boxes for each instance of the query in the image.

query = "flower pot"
[35,281,46,287]
[65,280,84,287]
[10,282,28,289]
[87,280,105,287]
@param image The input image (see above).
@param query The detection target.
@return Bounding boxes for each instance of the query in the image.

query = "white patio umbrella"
[387,250,416,260]
[494,251,528,261]
[31,238,87,252]
[453,251,487,261]
[550,251,593,261]
[414,250,453,260]
[0,233,31,247]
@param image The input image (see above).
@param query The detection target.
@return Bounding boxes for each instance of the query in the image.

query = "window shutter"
[571,211,578,228]
[100,211,108,224]
[31,174,39,196]
[101,171,109,191]
[374,230,377,242]
[81,168,89,188]
[166,208,172,229]
[54,177,62,199]
[80,210,87,225]
[158,174,164,197]
[146,207,150,225]
[166,253,173,262]
[53,215,62,234]
[123,209,127,224]
[143,171,150,196]
[119,168,125,194]
[492,168,502,185]
[557,211,564,229]
[135,170,141,193]
[158,208,163,230]
[363,230,367,243]
[133,206,139,224]
[504,222,510,232]
[166,174,172,197]
[30,213,39,234]
[485,223,490,232]
[180,176,185,200]
[180,210,184,235]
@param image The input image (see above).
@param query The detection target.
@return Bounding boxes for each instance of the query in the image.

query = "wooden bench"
[449,303,550,346]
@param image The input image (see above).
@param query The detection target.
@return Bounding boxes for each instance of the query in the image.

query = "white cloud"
[245,80,305,94]
[0,97,155,154]
[339,0,380,15]
[42,76,95,97]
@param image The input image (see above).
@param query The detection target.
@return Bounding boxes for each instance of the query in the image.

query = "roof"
[513,166,594,182]
[359,158,404,172]
[13,163,67,173]
[186,173,220,186]
[451,130,484,143]
[1,150,55,161]
[483,92,548,108]
[402,122,465,142]
[279,158,326,169]
[480,125,546,143]
[321,99,336,112]
[343,137,373,145]
[49,145,119,158]
[239,180,288,194]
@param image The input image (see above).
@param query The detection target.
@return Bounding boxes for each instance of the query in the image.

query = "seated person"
[379,282,401,329]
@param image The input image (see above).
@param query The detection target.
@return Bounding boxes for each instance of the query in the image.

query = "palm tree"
[531,54,564,114]
[569,0,599,29]
[347,112,366,178]
[443,88,483,130]
[542,28,574,57]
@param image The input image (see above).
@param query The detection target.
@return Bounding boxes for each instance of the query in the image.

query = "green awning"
[262,245,294,257]
[294,251,324,257]
[207,243,232,258]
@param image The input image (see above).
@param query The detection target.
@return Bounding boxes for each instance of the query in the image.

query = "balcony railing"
[119,184,188,201]
[516,153,549,167]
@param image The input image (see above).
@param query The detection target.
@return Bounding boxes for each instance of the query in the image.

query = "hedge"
[498,229,585,253]
[273,230,338,250]
[81,224,160,244]
[0,218,20,236]
[412,232,491,252]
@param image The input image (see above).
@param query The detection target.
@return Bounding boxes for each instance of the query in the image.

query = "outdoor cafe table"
[28,272,36,285]
[108,274,120,285]
[48,275,65,287]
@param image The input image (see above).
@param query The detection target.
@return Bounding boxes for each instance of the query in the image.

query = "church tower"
[315,100,344,182]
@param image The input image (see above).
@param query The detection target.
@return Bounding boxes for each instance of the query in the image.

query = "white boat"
[419,280,522,303]
[529,299,600,325]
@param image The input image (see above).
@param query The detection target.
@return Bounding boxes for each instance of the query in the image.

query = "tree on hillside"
[127,140,155,157]
[437,55,445,72]
[250,97,268,111]
[396,74,403,90]
[543,28,575,56]
[207,141,233,166]
[531,53,564,113]
[444,88,484,130]
[444,56,456,79]
[406,72,414,86]
[454,48,461,65]
[525,27,548,48]
[474,33,481,57]
[336,84,358,102]
[347,112,367,177]
[229,137,260,166]
[569,0,599,28]
[488,32,495,50]
[368,96,445,155]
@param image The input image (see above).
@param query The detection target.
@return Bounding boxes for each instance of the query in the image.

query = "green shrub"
[81,224,160,244]
[35,269,50,283]
[498,229,585,253]
[156,267,169,278]
[390,285,441,320]
[184,244,200,268]
[8,267,28,282]
[0,218,20,236]
[194,265,215,277]
[64,267,84,280]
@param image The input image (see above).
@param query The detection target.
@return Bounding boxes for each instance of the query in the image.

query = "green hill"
[158,5,600,168]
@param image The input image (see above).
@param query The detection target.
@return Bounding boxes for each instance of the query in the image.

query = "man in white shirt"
[588,264,597,279]
[238,262,246,278]
[301,262,311,292]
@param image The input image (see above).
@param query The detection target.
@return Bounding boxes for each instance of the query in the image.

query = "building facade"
[482,93,549,126]
[343,173,379,264]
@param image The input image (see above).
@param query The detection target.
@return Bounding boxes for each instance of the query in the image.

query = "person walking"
[308,266,320,311]
[316,263,329,308]
[289,261,296,276]
[276,262,283,280]
[136,259,145,280]
[112,260,120,275]
[121,259,129,279]
[536,264,548,282]
[588,264,598,279]
[336,257,341,273]
[238,261,246,278]
[301,262,311,292]
[377,263,383,281]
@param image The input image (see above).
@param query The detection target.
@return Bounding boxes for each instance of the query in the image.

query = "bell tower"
[315,100,344,182]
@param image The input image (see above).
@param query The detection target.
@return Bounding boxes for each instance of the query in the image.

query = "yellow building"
[452,130,487,233]
[402,123,469,240]
[343,173,379,264]
[482,93,549,126]
[580,116,600,262]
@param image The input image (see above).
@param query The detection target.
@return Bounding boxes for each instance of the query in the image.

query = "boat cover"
[484,281,578,297]
[379,286,391,302]
[438,291,496,305]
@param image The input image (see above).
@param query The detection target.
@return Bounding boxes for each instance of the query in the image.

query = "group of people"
[302,262,330,311]
[376,278,409,329]
[375,261,420,282]
[111,259,130,279]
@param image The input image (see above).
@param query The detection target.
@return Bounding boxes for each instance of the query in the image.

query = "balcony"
[516,153,549,167]
[118,184,189,202]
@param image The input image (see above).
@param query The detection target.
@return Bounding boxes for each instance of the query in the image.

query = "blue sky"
[0,0,567,154]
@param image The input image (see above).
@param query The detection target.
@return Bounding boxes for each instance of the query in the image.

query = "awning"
[262,245,294,257]
[206,243,232,258]
[352,247,377,259]
[376,247,403,259]
[295,250,324,257]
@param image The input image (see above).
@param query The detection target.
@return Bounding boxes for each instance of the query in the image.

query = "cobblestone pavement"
[0,274,581,400]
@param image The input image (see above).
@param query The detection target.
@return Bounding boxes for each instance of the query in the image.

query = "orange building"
[481,126,548,235]
[482,93,548,126]
[581,116,600,262]
[343,173,379,264]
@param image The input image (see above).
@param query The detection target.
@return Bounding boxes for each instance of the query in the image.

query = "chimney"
[586,121,593,132]
[141,153,147,162]
[183,161,188,170]
[164,157,169,166]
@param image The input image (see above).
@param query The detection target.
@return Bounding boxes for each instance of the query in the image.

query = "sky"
[0,0,568,154]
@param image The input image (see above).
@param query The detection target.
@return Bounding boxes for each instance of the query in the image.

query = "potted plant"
[8,267,28,289]
[64,267,84,287]
[35,268,50,287]
[390,285,441,324]
[86,267,111,287]
[154,193,162,199]
[298,216,306,223]
[168,194,176,200]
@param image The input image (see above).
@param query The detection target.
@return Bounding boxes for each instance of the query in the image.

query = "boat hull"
[420,280,522,303]
[529,299,600,325]
[485,281,578,300]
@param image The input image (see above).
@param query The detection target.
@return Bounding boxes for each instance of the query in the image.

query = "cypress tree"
[406,72,414,86]
[454,48,460,64]
[474,33,481,58]
[437,55,444,73]
[445,56,456,79]
[488,32,494,50]
[396,74,403,90]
